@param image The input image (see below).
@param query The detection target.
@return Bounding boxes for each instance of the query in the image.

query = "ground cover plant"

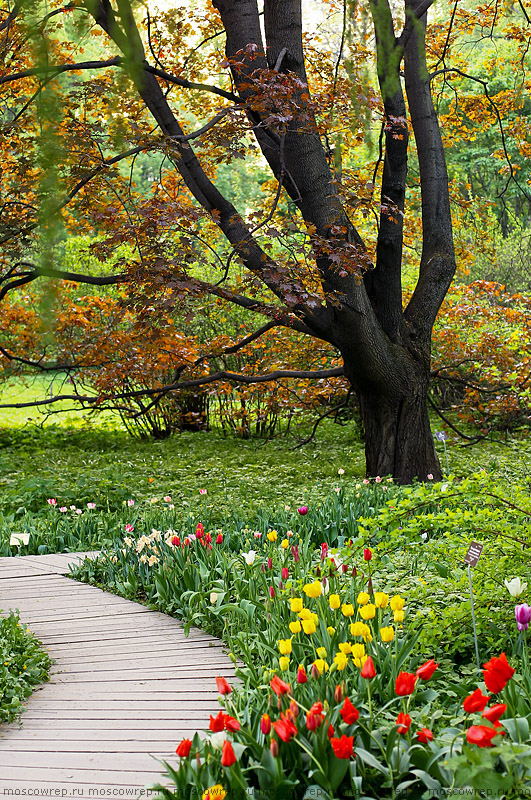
[0,612,51,724]
[71,482,531,799]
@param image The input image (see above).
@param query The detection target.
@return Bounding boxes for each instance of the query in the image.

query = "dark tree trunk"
[357,380,441,484]
[341,341,441,483]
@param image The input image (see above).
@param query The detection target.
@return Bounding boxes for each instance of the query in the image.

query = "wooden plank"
[0,765,167,783]
[18,699,221,711]
[0,727,204,741]
[53,653,232,670]
[15,712,216,723]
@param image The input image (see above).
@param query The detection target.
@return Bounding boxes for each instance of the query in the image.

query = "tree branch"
[0,367,346,409]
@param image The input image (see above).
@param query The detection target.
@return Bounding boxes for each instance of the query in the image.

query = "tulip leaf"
[354,747,389,775]
[434,561,449,578]
[502,716,530,742]
[411,768,442,791]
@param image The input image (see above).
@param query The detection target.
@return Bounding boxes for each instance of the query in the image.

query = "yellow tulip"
[298,608,312,620]
[334,652,348,671]
[351,642,365,659]
[327,626,336,635]
[313,658,328,675]
[350,622,372,641]
[267,530,278,542]
[290,598,304,613]
[359,603,376,620]
[281,538,289,549]
[357,592,370,605]
[202,786,226,800]
[278,638,292,655]
[380,626,394,642]
[338,641,352,654]
[303,581,322,598]
[289,620,302,634]
[341,603,355,617]
[302,618,317,635]
[390,595,405,611]
[279,656,290,671]
[394,609,405,623]
[374,592,389,609]
[316,646,327,659]
[329,593,341,610]
[353,654,368,668]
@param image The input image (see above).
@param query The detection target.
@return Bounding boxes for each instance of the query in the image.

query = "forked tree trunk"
[344,351,442,484]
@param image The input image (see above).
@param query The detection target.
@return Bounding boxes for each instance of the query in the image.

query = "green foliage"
[0,612,51,724]
[357,474,531,662]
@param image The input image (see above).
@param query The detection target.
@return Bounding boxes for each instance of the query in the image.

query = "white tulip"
[505,577,527,598]
[242,550,257,565]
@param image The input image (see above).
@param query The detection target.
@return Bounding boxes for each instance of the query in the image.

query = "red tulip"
[416,727,433,743]
[270,675,291,696]
[463,688,490,714]
[396,712,411,734]
[223,714,240,732]
[483,652,515,694]
[196,523,204,539]
[466,724,503,747]
[269,586,276,598]
[298,506,308,515]
[482,703,507,724]
[209,711,225,732]
[363,548,372,561]
[273,712,297,742]
[330,734,354,759]
[395,671,417,696]
[215,676,232,695]
[171,536,180,546]
[321,543,328,560]
[291,544,300,562]
[261,714,272,735]
[221,739,236,767]
[340,697,360,725]
[334,683,343,704]
[216,533,223,544]
[327,723,335,740]
[270,739,279,757]
[281,567,289,580]
[361,656,376,679]
[176,738,192,757]
[416,659,438,681]
[267,557,273,569]
[297,665,308,684]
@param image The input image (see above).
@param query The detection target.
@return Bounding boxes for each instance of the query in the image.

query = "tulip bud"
[306,713,318,731]
[351,566,357,577]
[342,563,349,574]
[363,548,372,561]
[320,543,328,560]
[292,544,300,563]
[261,714,271,735]
[297,665,308,684]
[261,563,266,572]
[334,684,343,704]
[311,663,321,680]
[267,557,273,570]
[290,700,299,717]
[270,739,279,758]
[216,533,223,544]
[281,567,289,580]
[269,586,276,599]
[315,566,321,577]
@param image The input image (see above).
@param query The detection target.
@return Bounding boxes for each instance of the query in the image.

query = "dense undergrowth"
[0,612,51,724]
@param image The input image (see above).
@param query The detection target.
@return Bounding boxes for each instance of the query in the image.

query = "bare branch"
[0,367,345,409]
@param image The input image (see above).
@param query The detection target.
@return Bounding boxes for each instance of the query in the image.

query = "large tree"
[0,0,496,481]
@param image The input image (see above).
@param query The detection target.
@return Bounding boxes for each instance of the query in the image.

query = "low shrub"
[0,612,51,723]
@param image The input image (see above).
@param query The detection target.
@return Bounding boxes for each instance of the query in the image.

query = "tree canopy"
[1,0,530,481]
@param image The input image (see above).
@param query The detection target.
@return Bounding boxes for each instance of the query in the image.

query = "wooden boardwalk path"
[0,553,237,798]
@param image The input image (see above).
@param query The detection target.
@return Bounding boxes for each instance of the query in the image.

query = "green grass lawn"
[1,375,530,520]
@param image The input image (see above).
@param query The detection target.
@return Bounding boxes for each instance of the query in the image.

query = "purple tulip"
[515,603,531,631]
[298,506,308,515]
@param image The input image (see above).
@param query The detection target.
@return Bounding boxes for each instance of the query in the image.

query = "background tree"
[1,0,530,482]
